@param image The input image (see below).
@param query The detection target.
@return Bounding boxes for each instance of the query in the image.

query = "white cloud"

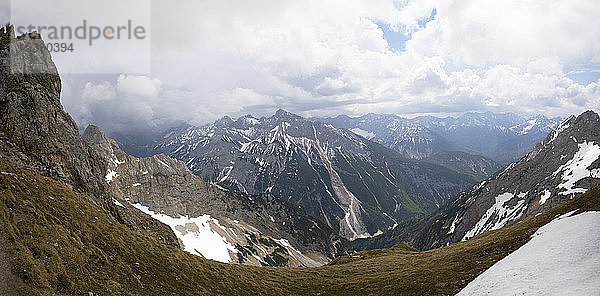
[82,81,116,101]
[72,77,159,133]
[47,0,600,132]
[116,75,161,98]
[407,0,600,68]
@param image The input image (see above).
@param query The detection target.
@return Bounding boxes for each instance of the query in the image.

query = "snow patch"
[513,119,538,135]
[218,166,234,183]
[244,116,260,125]
[111,198,125,208]
[105,170,119,184]
[154,157,170,168]
[553,141,600,196]
[447,214,460,235]
[240,140,257,153]
[557,209,577,220]
[457,211,600,295]
[112,155,125,166]
[211,183,229,191]
[349,128,376,140]
[462,192,527,241]
[131,203,236,263]
[372,229,384,237]
[539,190,551,205]
[548,118,571,144]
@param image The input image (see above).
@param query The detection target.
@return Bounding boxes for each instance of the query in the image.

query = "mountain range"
[142,109,562,242]
[151,110,476,240]
[315,112,561,166]
[353,110,600,251]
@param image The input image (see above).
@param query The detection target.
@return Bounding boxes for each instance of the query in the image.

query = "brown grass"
[1,159,598,296]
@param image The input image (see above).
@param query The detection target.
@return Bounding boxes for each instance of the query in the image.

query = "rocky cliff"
[83,125,349,266]
[0,25,179,248]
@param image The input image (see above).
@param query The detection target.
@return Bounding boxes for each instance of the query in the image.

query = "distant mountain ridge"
[152,110,476,240]
[314,112,561,166]
[314,113,466,159]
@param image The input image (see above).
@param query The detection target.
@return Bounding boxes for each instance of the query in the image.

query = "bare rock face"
[413,110,600,250]
[83,125,350,266]
[0,25,96,194]
[0,25,179,248]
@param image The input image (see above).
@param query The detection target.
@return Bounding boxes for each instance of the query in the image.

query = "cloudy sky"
[6,0,600,133]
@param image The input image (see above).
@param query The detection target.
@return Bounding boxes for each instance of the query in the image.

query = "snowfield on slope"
[462,192,527,241]
[131,203,237,263]
[457,211,600,295]
[349,128,375,140]
[553,141,600,196]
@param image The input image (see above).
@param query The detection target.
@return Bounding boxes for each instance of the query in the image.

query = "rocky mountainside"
[152,110,476,240]
[315,112,561,166]
[423,151,502,181]
[0,24,345,268]
[83,125,349,266]
[0,25,180,248]
[412,110,600,250]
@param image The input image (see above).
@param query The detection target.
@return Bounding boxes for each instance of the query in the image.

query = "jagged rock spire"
[0,23,61,98]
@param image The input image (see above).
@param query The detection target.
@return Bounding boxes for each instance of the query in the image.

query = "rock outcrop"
[0,25,179,248]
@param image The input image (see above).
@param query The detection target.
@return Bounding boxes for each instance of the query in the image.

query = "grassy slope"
[1,159,598,296]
